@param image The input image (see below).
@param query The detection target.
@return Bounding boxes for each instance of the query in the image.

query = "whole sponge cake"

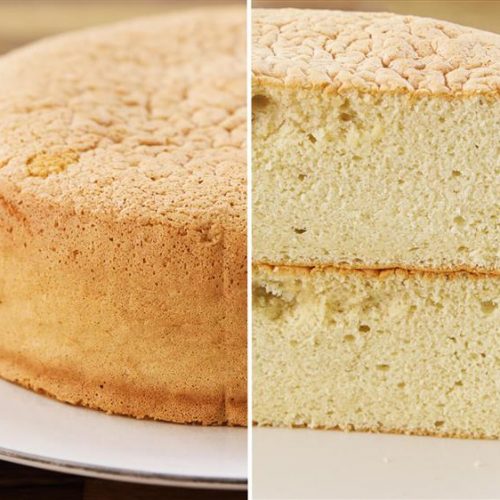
[252,9,500,439]
[0,8,247,425]
[253,9,500,273]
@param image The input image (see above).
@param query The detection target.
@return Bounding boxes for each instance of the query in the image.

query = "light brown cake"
[252,9,500,438]
[0,7,247,425]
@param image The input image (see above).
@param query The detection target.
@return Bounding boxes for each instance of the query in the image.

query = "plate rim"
[0,379,248,490]
[0,445,247,490]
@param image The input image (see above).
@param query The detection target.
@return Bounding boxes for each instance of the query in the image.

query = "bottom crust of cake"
[0,348,247,426]
[0,217,247,427]
[253,265,500,439]
[254,422,490,440]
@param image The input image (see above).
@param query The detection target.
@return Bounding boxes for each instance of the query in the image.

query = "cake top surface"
[253,8,500,96]
[0,7,246,230]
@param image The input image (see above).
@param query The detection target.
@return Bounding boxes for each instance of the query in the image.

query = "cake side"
[0,186,247,425]
[253,265,500,438]
[253,86,499,272]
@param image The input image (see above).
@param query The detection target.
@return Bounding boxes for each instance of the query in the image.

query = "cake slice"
[252,9,500,439]
[253,9,500,273]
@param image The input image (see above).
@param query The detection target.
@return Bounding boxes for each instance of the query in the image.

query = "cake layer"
[253,265,500,438]
[0,8,247,425]
[253,9,500,272]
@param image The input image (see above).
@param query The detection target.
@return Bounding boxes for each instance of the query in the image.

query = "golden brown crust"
[253,8,500,98]
[0,348,246,426]
[0,7,246,231]
[254,262,500,279]
[253,422,496,440]
[0,9,247,426]
[253,76,500,101]
[0,185,247,425]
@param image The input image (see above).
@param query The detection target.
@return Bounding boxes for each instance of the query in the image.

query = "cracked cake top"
[0,7,246,230]
[253,9,500,96]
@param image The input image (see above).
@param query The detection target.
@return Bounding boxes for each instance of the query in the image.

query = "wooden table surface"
[0,2,246,498]
[0,460,245,500]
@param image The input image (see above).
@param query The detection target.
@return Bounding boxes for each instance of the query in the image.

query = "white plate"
[253,427,500,499]
[0,380,247,490]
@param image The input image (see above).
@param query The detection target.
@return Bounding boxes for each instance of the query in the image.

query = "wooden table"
[0,460,245,500]
[0,2,246,498]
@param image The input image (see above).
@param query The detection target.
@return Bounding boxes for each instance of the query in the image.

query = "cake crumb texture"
[253,265,500,438]
[252,8,500,439]
[253,10,500,272]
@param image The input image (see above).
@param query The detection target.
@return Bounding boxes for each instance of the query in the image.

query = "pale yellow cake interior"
[253,87,499,272]
[253,266,500,438]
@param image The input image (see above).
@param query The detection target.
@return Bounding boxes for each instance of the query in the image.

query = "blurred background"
[253,0,500,33]
[0,0,244,54]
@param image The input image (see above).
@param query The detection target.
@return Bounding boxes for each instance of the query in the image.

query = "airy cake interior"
[253,87,499,272]
[253,265,500,438]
